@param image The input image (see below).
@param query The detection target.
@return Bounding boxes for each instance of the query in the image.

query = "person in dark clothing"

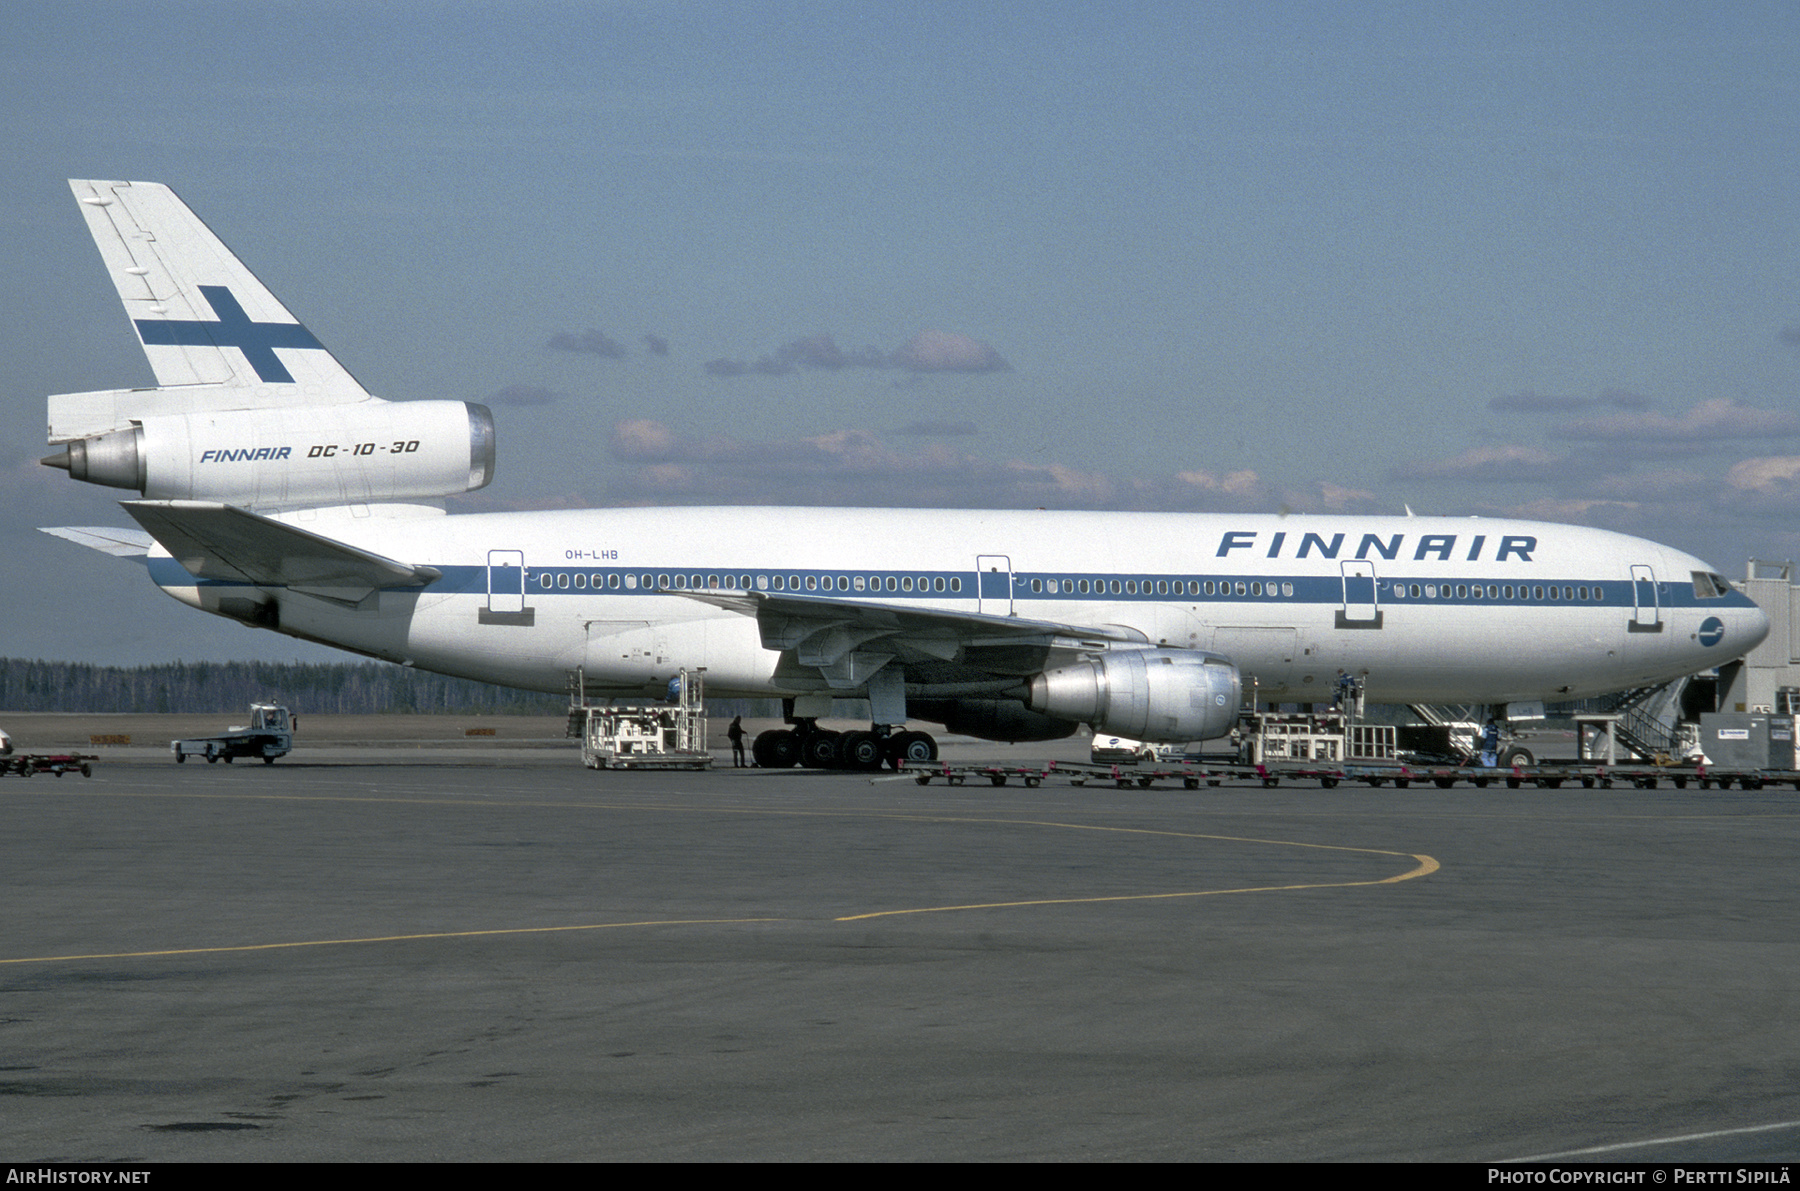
[727,716,747,767]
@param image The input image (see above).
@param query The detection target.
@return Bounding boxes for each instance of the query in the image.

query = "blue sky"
[3,1,1797,664]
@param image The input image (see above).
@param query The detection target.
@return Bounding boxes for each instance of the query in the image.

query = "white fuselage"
[148,505,1768,707]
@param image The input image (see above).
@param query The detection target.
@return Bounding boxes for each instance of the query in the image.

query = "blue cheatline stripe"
[134,285,324,384]
[146,557,1753,613]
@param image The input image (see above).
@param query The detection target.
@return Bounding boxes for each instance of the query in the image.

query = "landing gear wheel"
[801,731,843,769]
[840,731,885,771]
[885,731,938,766]
[752,729,800,769]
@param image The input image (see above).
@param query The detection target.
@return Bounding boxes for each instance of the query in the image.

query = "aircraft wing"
[38,525,155,558]
[681,588,1144,690]
[119,500,440,604]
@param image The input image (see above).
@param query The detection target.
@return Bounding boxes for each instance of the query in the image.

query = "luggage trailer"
[898,709,1800,790]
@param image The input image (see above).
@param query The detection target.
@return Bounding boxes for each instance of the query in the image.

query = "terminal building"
[1724,560,1800,714]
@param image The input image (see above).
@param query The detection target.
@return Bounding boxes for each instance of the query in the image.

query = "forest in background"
[0,658,784,717]
[0,659,567,715]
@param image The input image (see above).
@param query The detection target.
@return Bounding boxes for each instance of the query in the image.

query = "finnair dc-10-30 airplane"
[39,180,1770,768]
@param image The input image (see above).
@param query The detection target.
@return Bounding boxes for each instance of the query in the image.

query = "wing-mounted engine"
[906,698,1080,743]
[1026,648,1242,742]
[43,400,495,509]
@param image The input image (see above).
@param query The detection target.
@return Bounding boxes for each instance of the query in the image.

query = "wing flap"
[39,525,156,558]
[120,500,439,602]
[680,589,1135,686]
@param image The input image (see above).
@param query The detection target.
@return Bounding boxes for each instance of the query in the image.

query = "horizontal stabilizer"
[120,500,440,603]
[39,525,156,558]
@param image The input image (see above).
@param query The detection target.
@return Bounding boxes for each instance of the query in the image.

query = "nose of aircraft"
[1740,598,1772,653]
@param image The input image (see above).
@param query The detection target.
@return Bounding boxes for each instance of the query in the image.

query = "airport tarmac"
[4,731,1800,1161]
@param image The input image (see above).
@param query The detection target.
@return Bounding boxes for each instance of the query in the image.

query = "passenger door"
[1337,560,1382,629]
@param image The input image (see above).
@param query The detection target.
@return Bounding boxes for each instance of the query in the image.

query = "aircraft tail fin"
[66,180,372,408]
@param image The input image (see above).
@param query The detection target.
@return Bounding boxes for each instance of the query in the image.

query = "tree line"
[0,658,567,715]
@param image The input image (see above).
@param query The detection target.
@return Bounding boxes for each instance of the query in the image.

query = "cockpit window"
[1692,571,1730,598]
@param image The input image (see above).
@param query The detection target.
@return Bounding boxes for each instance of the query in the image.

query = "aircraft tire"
[752,730,799,769]
[840,731,884,771]
[887,731,938,765]
[801,731,843,769]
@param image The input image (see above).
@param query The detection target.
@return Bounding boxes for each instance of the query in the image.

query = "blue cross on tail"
[134,285,324,384]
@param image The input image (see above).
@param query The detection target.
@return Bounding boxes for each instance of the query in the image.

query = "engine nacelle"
[45,400,495,507]
[1026,648,1242,742]
[908,698,1081,743]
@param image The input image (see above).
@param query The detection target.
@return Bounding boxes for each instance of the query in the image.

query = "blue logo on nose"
[1698,616,1725,647]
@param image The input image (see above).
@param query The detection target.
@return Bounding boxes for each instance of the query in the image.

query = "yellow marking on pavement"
[838,845,1437,920]
[4,792,1439,962]
[0,919,782,966]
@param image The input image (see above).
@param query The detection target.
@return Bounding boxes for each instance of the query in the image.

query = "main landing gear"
[751,720,938,771]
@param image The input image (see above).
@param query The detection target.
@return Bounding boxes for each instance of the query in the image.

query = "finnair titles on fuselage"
[38,180,1769,769]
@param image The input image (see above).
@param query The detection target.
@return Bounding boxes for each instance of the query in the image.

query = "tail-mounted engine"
[1026,648,1242,742]
[44,400,494,508]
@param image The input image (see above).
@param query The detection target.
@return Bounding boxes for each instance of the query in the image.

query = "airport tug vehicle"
[171,702,294,765]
